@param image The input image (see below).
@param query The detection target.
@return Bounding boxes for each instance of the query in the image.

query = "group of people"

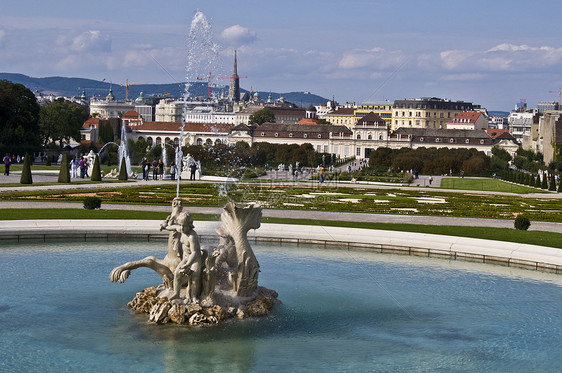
[141,158,178,181]
[69,156,91,178]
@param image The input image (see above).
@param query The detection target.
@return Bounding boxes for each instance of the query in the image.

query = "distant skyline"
[2,0,562,111]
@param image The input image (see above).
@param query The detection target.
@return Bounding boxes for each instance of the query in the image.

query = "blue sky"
[2,0,562,111]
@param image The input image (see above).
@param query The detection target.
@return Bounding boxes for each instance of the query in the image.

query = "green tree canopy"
[248,108,275,125]
[0,80,41,155]
[40,98,89,148]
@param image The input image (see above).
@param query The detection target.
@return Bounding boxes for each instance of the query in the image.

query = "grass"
[2,208,561,249]
[441,177,546,194]
[2,182,561,222]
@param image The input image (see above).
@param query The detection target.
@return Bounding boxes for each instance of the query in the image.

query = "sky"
[2,0,562,111]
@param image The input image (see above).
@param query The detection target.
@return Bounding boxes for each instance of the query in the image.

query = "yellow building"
[355,101,392,128]
[392,97,480,131]
[324,107,356,129]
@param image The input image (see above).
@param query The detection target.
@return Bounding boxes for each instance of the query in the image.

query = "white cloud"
[439,43,562,72]
[220,25,257,46]
[0,29,5,48]
[338,48,406,70]
[70,30,111,53]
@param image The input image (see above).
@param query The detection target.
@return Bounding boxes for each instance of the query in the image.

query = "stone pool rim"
[1,219,561,274]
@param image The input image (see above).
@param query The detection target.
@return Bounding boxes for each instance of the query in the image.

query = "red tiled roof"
[122,110,141,119]
[450,111,482,123]
[297,118,320,125]
[82,117,100,129]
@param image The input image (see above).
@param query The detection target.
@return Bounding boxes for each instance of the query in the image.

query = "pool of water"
[0,240,561,372]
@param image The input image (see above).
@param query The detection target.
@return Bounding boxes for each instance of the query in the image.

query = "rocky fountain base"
[128,285,279,325]
[110,200,279,326]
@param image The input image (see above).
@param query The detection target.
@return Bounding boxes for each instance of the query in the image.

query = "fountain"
[109,199,278,325]
[118,123,132,176]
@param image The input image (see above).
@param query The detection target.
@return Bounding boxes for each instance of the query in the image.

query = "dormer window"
[318,134,322,138]
[304,133,308,138]
[261,132,264,136]
[436,138,440,142]
[275,133,279,138]
[289,133,293,138]
[449,138,454,143]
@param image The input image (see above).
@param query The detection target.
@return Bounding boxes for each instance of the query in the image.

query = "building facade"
[392,97,480,131]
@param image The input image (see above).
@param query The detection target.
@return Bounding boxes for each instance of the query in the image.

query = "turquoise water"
[0,240,561,372]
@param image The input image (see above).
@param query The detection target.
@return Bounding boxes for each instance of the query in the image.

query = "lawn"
[1,182,561,222]
[2,208,561,249]
[441,177,545,194]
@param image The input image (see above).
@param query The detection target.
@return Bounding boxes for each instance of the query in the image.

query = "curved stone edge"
[0,219,561,273]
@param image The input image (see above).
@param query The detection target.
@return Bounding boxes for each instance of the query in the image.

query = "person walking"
[152,159,158,180]
[158,159,164,180]
[79,157,87,178]
[3,153,11,176]
[189,162,197,181]
[170,161,177,181]
[70,156,79,178]
[141,158,149,181]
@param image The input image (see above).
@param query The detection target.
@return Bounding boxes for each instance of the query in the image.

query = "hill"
[0,73,329,108]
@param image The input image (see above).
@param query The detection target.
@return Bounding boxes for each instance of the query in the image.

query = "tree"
[248,108,275,125]
[98,121,115,144]
[39,98,89,149]
[0,80,41,156]
[58,153,70,183]
[20,153,32,184]
[549,175,557,191]
[118,157,128,181]
[91,155,102,181]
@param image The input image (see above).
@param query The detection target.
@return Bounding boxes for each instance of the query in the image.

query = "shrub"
[549,175,557,191]
[118,156,128,181]
[20,153,33,184]
[514,215,531,230]
[58,153,70,183]
[91,154,102,181]
[83,196,102,210]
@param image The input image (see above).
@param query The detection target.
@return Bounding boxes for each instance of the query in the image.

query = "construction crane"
[120,79,146,101]
[548,88,561,109]
[197,72,214,98]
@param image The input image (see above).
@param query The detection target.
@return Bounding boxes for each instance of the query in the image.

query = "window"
[480,139,485,144]
[289,133,293,137]
[368,135,372,140]
[318,134,322,138]
[436,138,440,142]
[304,134,308,138]
[261,132,265,136]
[357,134,361,140]
[465,139,470,144]
[420,137,424,142]
[275,133,279,137]
[449,138,454,143]
[356,147,361,156]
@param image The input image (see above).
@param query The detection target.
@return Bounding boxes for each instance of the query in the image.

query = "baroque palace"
[82,54,522,161]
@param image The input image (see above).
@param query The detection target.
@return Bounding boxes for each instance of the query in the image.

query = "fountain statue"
[109,199,279,325]
[181,153,202,180]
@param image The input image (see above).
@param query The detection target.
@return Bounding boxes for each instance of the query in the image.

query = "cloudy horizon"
[2,0,562,111]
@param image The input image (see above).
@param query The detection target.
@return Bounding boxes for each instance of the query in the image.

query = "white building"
[508,111,536,142]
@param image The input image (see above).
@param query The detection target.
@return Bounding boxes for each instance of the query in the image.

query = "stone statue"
[216,202,261,297]
[168,212,203,303]
[110,200,278,325]
[109,198,184,289]
[86,150,96,176]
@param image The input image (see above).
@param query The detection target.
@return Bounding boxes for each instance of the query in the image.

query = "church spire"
[228,50,240,102]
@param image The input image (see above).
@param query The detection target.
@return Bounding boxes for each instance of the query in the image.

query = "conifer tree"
[558,178,562,193]
[58,153,70,183]
[20,153,33,184]
[541,175,548,189]
[118,156,128,181]
[549,175,557,191]
[91,154,102,181]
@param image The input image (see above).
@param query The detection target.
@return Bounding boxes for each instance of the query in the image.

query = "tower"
[228,50,240,102]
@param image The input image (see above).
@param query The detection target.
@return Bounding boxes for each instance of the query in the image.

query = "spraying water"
[119,124,131,176]
[177,10,222,197]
